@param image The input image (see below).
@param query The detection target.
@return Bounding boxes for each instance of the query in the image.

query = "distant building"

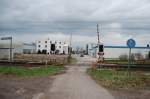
[36,38,69,55]
[22,43,36,54]
[88,43,98,58]
[88,43,150,59]
[0,41,36,60]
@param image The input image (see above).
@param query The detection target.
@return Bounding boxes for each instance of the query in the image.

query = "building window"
[59,46,61,48]
[50,41,52,43]
[55,41,57,44]
[45,45,47,48]
[45,41,47,43]
[38,41,41,43]
[59,42,61,44]
[38,45,41,47]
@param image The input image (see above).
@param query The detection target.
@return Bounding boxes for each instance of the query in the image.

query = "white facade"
[36,38,69,55]
[0,41,36,60]
[88,43,150,59]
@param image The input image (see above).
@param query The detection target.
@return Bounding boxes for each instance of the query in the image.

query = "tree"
[134,53,144,60]
[37,50,42,54]
[86,44,88,55]
[42,50,47,54]
[119,54,128,60]
[146,51,150,60]
[149,51,150,59]
[76,46,80,54]
[130,53,135,61]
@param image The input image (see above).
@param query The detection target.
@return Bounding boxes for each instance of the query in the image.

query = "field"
[0,65,64,77]
[87,68,150,99]
[87,68,150,89]
[0,54,75,77]
[0,54,69,67]
[104,59,150,65]
[14,54,68,64]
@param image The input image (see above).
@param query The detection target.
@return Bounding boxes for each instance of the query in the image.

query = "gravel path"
[36,55,114,99]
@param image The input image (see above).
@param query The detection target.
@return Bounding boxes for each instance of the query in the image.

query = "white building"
[0,41,36,60]
[88,43,150,59]
[36,38,69,55]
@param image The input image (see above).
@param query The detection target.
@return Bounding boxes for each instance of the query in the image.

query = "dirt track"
[43,66,114,99]
[33,55,114,99]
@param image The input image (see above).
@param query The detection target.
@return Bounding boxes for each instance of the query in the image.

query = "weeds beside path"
[87,68,150,99]
[87,68,150,89]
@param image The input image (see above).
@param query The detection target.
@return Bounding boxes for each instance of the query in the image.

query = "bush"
[134,53,144,60]
[37,50,42,54]
[42,50,47,54]
[119,54,128,60]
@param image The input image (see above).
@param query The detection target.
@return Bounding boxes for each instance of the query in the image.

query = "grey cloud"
[0,0,150,38]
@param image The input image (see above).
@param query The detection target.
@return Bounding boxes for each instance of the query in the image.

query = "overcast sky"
[0,0,150,47]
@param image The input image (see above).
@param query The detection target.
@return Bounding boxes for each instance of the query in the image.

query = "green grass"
[104,60,128,64]
[87,68,150,89]
[104,60,150,65]
[0,65,64,77]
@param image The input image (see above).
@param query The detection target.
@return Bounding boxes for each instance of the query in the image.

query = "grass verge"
[104,60,150,65]
[0,65,64,77]
[87,68,150,90]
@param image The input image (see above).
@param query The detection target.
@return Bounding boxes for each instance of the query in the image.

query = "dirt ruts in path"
[42,64,114,99]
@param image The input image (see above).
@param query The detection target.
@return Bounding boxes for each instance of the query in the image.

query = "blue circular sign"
[127,39,136,48]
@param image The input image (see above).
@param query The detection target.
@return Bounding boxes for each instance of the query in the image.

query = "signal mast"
[97,24,104,63]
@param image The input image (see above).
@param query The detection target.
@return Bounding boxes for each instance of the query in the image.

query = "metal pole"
[10,37,12,62]
[97,24,100,44]
[97,24,100,61]
[69,33,72,57]
[128,48,131,75]
[70,33,72,48]
[67,33,72,63]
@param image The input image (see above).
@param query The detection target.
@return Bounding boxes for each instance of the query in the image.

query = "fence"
[0,54,68,66]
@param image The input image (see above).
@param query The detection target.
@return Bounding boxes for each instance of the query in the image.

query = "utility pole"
[67,33,72,63]
[149,51,150,60]
[97,24,100,44]
[69,33,72,57]
[10,37,12,62]
[97,24,100,61]
[86,44,88,55]
[96,24,104,66]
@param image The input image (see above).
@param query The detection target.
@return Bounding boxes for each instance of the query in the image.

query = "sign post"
[128,48,131,72]
[127,39,136,76]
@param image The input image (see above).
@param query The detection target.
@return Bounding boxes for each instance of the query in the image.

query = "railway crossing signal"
[97,24,104,63]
